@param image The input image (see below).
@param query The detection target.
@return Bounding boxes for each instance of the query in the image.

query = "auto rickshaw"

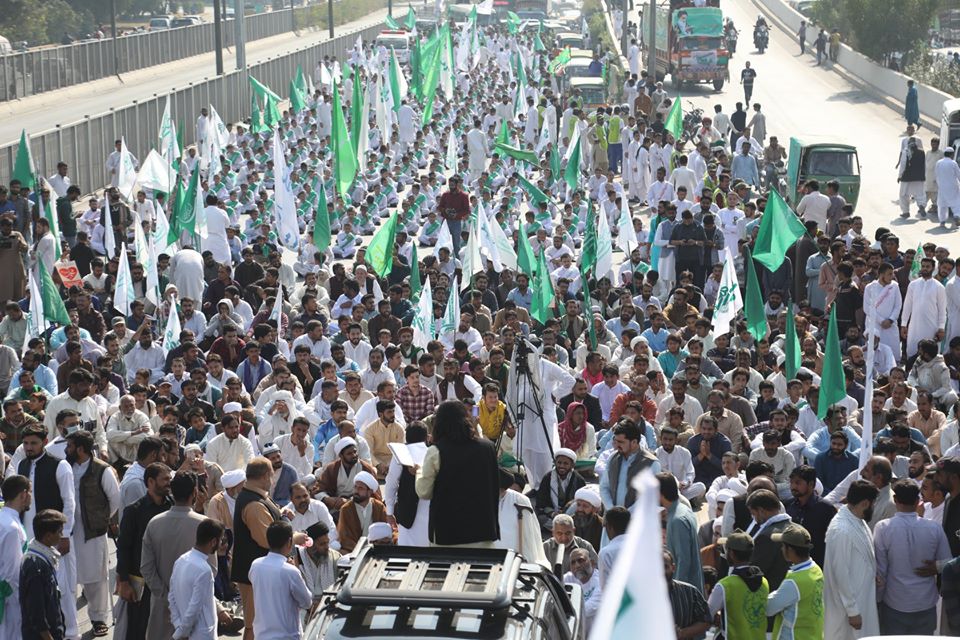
[569,77,607,110]
[941,98,960,150]
[785,136,861,209]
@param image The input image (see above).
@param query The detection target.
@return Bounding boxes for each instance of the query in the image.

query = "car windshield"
[803,150,858,176]
[377,37,408,49]
[581,87,605,103]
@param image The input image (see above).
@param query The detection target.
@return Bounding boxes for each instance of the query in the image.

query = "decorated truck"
[641,1,729,91]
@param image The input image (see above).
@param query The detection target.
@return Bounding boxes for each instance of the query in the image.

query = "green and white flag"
[162,295,181,354]
[37,261,69,325]
[25,267,47,354]
[133,211,160,306]
[375,72,393,137]
[12,130,36,191]
[910,242,924,279]
[411,277,433,349]
[356,80,372,172]
[487,210,518,271]
[103,197,116,260]
[117,137,139,202]
[367,211,399,278]
[136,149,174,195]
[439,276,460,341]
[596,204,613,280]
[590,470,676,640]
[113,244,135,317]
[460,217,484,290]
[270,285,284,329]
[158,95,180,188]
[711,247,743,335]
[313,182,331,253]
[331,80,358,198]
[445,128,458,171]
[564,125,582,192]
[388,48,408,112]
[664,98,683,142]
[615,194,636,255]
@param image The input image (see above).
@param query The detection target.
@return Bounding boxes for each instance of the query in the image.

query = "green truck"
[641,2,730,91]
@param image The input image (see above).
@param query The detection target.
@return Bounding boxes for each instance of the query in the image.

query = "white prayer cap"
[554,448,577,462]
[354,471,379,492]
[574,487,601,508]
[272,390,294,404]
[183,443,202,458]
[712,517,723,533]
[727,479,747,496]
[368,522,393,541]
[262,443,280,456]
[630,335,648,349]
[335,437,358,456]
[221,469,245,489]
[716,488,737,504]
[223,401,243,414]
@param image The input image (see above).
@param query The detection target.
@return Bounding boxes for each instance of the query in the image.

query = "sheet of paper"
[389,442,415,467]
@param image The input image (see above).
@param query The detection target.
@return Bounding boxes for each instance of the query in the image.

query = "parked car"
[149,16,172,30]
[170,16,203,28]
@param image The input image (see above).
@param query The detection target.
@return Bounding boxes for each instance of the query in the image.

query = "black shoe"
[92,621,109,637]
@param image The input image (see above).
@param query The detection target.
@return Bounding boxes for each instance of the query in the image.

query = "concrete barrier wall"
[756,0,952,125]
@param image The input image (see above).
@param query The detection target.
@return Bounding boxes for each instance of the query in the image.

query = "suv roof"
[305,543,583,640]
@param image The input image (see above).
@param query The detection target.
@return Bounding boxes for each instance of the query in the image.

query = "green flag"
[468,4,477,22]
[548,48,571,74]
[289,80,306,114]
[496,120,510,146]
[564,133,582,192]
[517,224,537,278]
[250,93,264,133]
[409,244,422,301]
[263,94,282,128]
[38,261,70,325]
[581,201,598,277]
[411,40,423,101]
[580,268,597,350]
[744,248,768,343]
[494,143,539,166]
[350,66,363,151]
[404,5,417,29]
[249,75,281,102]
[817,306,845,419]
[530,249,554,324]
[550,143,561,178]
[168,168,200,245]
[367,211,399,278]
[12,130,36,191]
[784,306,800,380]
[312,182,330,253]
[507,11,521,34]
[388,48,405,112]
[294,65,308,96]
[753,189,807,271]
[517,174,549,204]
[910,242,924,279]
[385,14,400,29]
[331,81,358,198]
[664,98,683,142]
[534,33,547,52]
[419,27,446,124]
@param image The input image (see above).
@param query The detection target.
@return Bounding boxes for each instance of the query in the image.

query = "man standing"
[384,422,430,546]
[925,137,943,215]
[466,118,488,182]
[708,531,769,639]
[935,146,960,227]
[898,138,927,218]
[20,509,69,640]
[0,474,31,639]
[863,263,903,357]
[765,524,825,640]
[249,521,313,639]
[659,472,703,592]
[141,471,212,639]
[901,257,947,358]
[785,465,836,567]
[65,430,120,638]
[905,79,920,129]
[437,176,470,258]
[874,479,952,635]
[168,518,224,640]
[823,479,880,639]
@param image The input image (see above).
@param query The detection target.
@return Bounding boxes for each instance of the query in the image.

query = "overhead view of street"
[2,0,960,638]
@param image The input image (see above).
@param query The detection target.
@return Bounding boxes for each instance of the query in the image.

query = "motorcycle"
[726,29,738,54]
[754,25,769,53]
[763,161,785,195]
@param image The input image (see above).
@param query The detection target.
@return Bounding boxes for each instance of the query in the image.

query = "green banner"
[672,7,723,37]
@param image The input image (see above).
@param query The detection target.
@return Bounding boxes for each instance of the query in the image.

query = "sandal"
[92,621,109,637]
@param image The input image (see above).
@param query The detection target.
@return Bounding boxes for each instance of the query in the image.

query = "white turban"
[716,488,737,504]
[335,437,357,456]
[574,487,601,509]
[221,469,245,489]
[554,448,577,462]
[367,522,393,541]
[223,401,243,414]
[354,471,379,492]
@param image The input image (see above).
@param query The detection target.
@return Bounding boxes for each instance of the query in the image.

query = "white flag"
[487,213,518,271]
[117,137,138,202]
[162,296,181,354]
[270,286,284,330]
[411,277,434,349]
[445,128,459,172]
[271,129,300,251]
[158,96,180,162]
[374,72,394,142]
[357,82,371,173]
[860,312,879,469]
[433,221,453,258]
[711,247,743,336]
[460,216,484,291]
[441,33,455,101]
[615,195,636,255]
[113,243,134,317]
[590,470,676,640]
[194,176,208,240]
[136,149,173,194]
[596,204,613,281]
[103,197,116,260]
[440,276,460,341]
[133,211,160,306]
[475,201,502,272]
[477,0,493,14]
[26,268,46,355]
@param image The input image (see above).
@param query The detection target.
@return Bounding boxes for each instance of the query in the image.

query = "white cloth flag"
[487,215,518,271]
[711,247,743,335]
[26,268,46,356]
[271,129,300,250]
[133,211,160,306]
[194,174,207,240]
[476,201,502,272]
[117,137,138,202]
[477,0,493,14]
[615,195,636,255]
[270,286,284,328]
[440,276,460,341]
[162,296,181,354]
[411,278,434,349]
[860,307,879,468]
[374,73,394,141]
[590,470,676,639]
[445,128,459,172]
[113,243,134,317]
[103,197,116,260]
[460,217,484,291]
[433,221,453,258]
[596,203,613,280]
[136,150,173,194]
[357,82,372,173]
[158,95,180,161]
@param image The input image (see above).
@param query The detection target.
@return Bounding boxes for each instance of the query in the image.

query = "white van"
[375,30,412,63]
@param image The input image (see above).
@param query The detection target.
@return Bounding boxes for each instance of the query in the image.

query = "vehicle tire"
[713,78,724,91]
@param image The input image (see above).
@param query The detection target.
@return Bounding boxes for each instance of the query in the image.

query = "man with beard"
[65,429,120,638]
[262,443,299,505]
[282,482,337,550]
[205,415,255,473]
[534,448,587,532]
[336,471,388,553]
[785,465,836,567]
[562,548,602,631]
[543,513,599,574]
[105,394,153,466]
[436,357,482,403]
[116,462,173,639]
[572,487,604,551]
[901,257,947,359]
[295,521,341,597]
[315,436,379,515]
[664,549,712,640]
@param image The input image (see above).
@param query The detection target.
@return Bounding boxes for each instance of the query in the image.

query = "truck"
[641,0,729,91]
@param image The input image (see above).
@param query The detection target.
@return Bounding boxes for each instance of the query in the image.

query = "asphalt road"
[0,8,389,149]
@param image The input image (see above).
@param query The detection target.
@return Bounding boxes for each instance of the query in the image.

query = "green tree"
[0,0,90,46]
[816,0,938,61]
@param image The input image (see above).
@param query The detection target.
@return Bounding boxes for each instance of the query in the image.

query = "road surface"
[0,7,388,148]
[659,0,942,249]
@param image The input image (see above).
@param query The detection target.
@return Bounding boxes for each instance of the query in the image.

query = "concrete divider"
[755,0,950,128]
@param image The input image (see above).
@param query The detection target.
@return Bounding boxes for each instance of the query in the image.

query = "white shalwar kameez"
[467,127,488,181]
[823,506,879,639]
[496,489,548,565]
[384,441,430,546]
[0,506,26,639]
[516,360,574,485]
[901,276,947,358]
[946,275,960,344]
[72,458,121,624]
[862,280,903,357]
[168,248,206,303]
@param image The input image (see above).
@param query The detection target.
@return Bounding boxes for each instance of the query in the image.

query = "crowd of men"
[3,5,960,640]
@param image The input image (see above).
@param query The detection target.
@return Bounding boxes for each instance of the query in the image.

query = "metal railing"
[0,22,384,193]
[0,6,337,102]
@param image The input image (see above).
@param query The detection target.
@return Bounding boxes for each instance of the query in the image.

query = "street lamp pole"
[234,0,247,71]
[328,0,335,37]
[110,0,120,77]
[213,0,224,75]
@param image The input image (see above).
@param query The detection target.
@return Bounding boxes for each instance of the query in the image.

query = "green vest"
[772,564,824,640]
[719,573,769,640]
[608,116,623,143]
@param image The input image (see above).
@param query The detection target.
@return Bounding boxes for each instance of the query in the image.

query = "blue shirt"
[641,326,670,353]
[507,287,533,310]
[731,154,760,187]
[605,318,642,340]
[803,425,860,463]
[312,419,340,463]
[813,449,858,494]
[8,363,57,396]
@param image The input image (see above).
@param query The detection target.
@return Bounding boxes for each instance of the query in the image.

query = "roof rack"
[337,544,523,609]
